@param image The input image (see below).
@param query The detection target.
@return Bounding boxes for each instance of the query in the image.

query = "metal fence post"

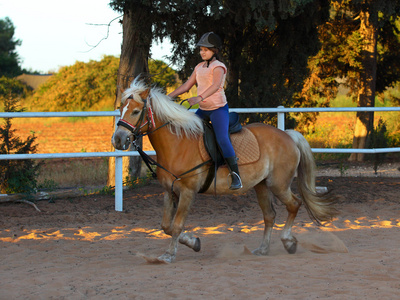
[115,156,123,211]
[114,109,123,211]
[277,106,285,130]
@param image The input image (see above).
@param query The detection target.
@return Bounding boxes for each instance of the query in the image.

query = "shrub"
[367,118,389,174]
[0,77,41,194]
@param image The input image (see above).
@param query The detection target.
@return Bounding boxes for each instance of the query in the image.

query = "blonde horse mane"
[122,78,204,138]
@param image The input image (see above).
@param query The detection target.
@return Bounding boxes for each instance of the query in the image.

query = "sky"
[0,0,172,73]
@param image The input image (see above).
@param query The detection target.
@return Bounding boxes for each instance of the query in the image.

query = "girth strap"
[198,164,215,193]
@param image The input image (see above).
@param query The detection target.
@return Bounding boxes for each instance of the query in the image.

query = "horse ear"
[139,89,150,100]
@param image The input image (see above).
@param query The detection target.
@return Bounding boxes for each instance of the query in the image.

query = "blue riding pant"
[195,104,236,158]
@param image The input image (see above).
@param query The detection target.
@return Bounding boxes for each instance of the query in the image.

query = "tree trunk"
[107,2,152,186]
[349,10,377,162]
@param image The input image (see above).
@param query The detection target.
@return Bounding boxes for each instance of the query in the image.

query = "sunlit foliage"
[30,56,177,111]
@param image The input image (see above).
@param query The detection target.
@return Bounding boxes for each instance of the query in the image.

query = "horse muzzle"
[112,128,134,150]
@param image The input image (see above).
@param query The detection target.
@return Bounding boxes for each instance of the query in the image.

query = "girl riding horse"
[168,32,242,190]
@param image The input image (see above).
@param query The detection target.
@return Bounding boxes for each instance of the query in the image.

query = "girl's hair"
[208,47,225,64]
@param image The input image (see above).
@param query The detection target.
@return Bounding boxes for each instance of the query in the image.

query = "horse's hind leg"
[273,188,301,254]
[252,181,276,255]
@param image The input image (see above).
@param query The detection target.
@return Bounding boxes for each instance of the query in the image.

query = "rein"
[135,146,211,179]
[134,142,213,197]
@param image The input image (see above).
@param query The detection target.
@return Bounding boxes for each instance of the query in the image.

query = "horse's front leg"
[158,188,196,263]
[178,232,201,252]
[161,191,175,236]
[160,189,200,253]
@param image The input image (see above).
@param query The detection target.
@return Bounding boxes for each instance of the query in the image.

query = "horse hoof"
[141,255,168,264]
[158,253,175,263]
[252,248,269,256]
[193,237,201,252]
[286,243,297,254]
[282,237,298,254]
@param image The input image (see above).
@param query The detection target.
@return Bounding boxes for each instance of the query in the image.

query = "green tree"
[30,56,176,112]
[0,77,40,194]
[32,55,119,111]
[149,59,177,90]
[301,1,400,161]
[0,17,22,77]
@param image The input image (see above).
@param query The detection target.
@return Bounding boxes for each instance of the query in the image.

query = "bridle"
[116,95,157,139]
[115,93,174,178]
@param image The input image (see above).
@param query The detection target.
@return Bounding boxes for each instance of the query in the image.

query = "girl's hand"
[188,96,202,106]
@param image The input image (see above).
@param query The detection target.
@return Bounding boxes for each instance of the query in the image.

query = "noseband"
[116,95,156,138]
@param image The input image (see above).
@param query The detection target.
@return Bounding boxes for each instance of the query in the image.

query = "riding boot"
[225,156,243,190]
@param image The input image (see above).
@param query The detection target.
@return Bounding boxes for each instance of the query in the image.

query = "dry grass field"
[13,118,118,154]
[12,117,155,154]
[10,118,153,188]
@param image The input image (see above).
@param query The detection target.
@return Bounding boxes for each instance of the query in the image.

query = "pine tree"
[0,77,40,194]
[0,17,22,77]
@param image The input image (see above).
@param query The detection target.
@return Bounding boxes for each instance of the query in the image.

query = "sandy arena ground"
[1,163,400,299]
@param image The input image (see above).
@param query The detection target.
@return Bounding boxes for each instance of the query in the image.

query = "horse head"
[112,88,153,150]
[112,77,204,152]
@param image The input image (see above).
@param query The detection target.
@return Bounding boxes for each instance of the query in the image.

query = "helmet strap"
[206,54,216,67]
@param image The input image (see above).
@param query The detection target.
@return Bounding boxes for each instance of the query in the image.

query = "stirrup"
[228,172,243,190]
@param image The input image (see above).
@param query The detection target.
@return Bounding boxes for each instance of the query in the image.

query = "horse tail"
[285,130,338,225]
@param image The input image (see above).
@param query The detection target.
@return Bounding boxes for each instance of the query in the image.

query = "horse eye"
[131,110,140,116]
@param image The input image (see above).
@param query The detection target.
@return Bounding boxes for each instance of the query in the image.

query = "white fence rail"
[1,106,399,211]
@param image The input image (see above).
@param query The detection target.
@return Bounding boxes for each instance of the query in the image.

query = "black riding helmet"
[196,32,222,67]
[196,32,222,49]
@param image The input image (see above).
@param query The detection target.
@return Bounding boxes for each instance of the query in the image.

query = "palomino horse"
[112,78,337,263]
